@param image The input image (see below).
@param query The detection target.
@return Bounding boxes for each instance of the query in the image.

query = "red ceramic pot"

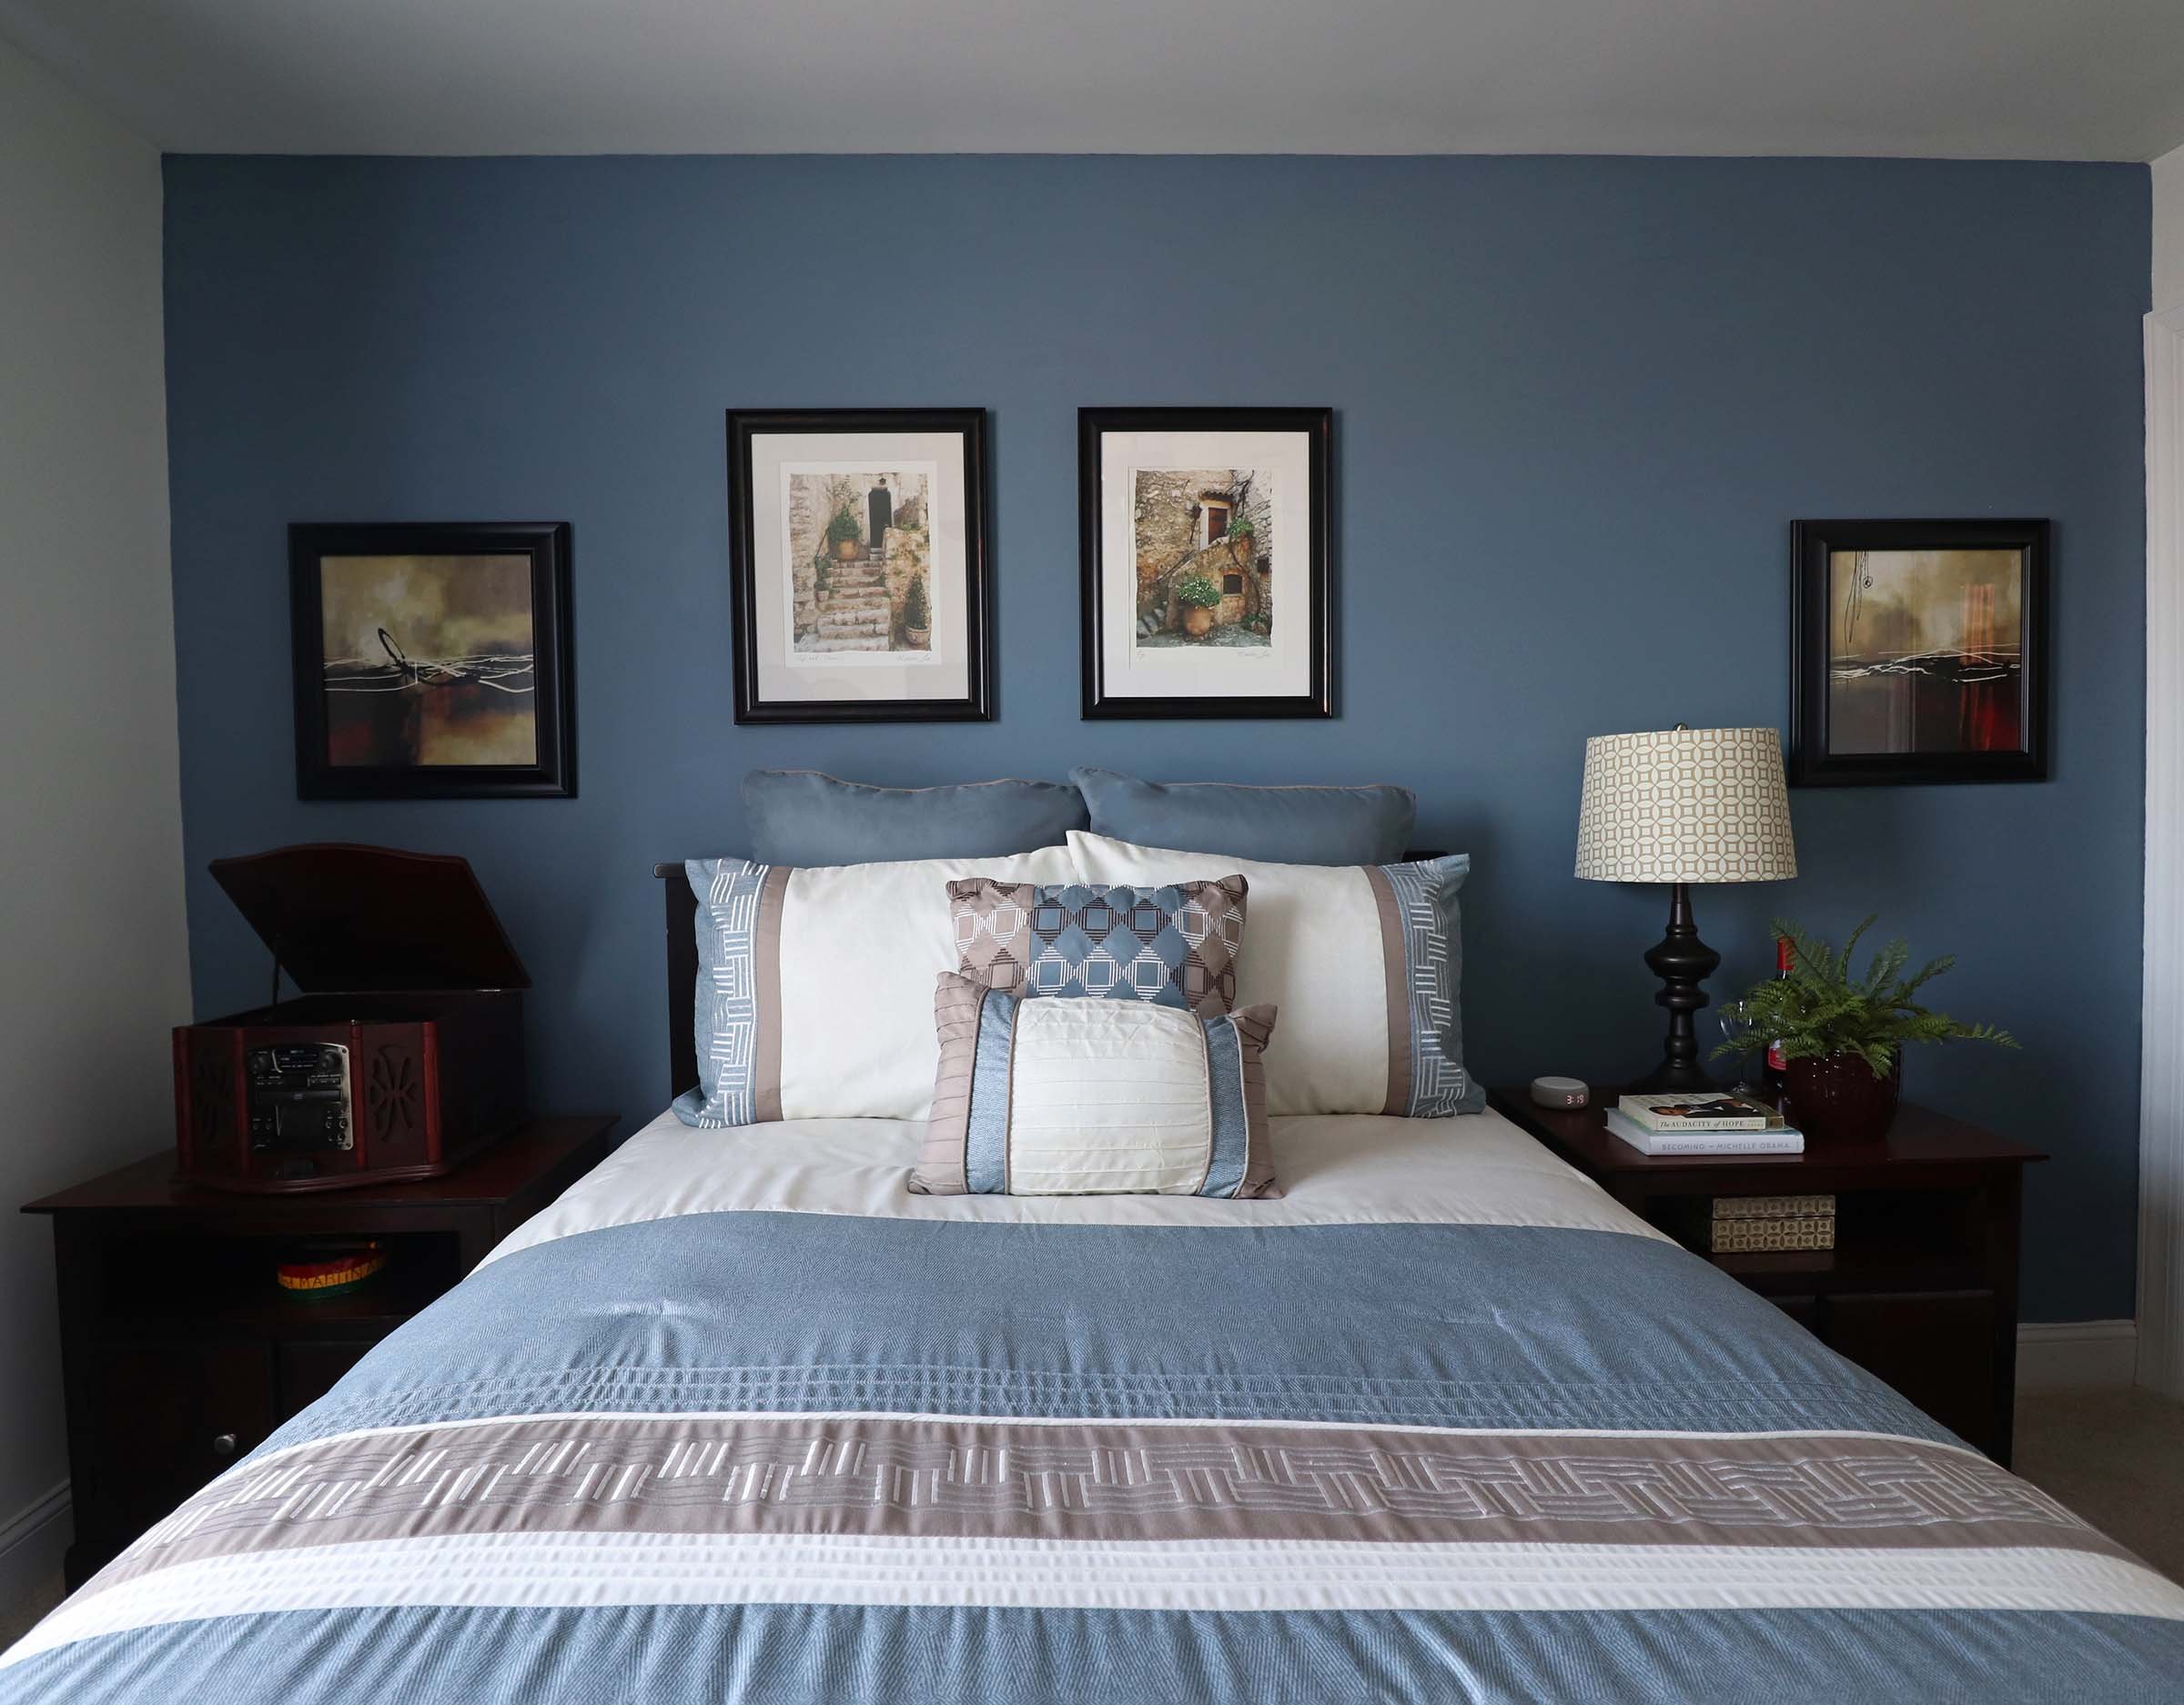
[1782,1049,1902,1145]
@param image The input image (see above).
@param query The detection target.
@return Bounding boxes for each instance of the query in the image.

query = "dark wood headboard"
[656,848,1444,1103]
[655,862,703,1100]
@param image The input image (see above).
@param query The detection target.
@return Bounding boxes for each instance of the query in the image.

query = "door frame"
[2140,304,2184,1397]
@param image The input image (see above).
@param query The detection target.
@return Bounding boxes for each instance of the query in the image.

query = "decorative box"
[1711,1192,1836,1254]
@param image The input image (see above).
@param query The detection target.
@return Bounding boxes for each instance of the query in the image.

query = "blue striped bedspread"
[5,1140,2180,1702]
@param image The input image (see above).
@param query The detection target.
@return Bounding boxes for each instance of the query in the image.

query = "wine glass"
[1715,999,1757,1093]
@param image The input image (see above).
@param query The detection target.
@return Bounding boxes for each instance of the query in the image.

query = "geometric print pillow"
[947,876,1247,1020]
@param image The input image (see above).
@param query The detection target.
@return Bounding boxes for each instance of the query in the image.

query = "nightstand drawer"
[1822,1289,1998,1449]
[25,1115,622,1589]
[278,1340,379,1414]
[83,1340,275,1557]
[1486,1086,2039,1467]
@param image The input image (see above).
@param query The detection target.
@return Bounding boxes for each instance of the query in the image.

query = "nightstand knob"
[209,1432,238,1458]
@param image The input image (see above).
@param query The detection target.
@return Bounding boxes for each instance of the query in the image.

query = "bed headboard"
[655,862,703,1099]
[654,849,1445,1102]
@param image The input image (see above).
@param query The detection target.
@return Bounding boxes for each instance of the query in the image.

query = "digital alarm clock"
[1530,1075,1591,1110]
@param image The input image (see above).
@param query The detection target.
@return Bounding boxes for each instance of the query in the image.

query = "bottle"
[1762,937,1794,1097]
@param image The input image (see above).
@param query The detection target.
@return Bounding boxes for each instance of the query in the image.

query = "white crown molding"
[2140,307,2184,1400]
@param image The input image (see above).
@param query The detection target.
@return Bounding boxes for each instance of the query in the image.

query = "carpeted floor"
[0,1386,2178,1650]
[0,1567,58,1654]
[2012,1384,2184,1581]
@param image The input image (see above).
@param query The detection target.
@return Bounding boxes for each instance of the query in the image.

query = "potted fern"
[1714,917,2017,1144]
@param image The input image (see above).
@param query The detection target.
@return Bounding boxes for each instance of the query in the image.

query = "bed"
[6,836,2183,1704]
[4,1101,2180,1702]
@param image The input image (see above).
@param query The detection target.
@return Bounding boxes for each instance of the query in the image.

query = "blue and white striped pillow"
[910,973,1280,1198]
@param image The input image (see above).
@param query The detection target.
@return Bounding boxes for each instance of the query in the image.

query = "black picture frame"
[726,408,993,724]
[1079,406,1333,720]
[288,521,575,800]
[1789,517,2049,787]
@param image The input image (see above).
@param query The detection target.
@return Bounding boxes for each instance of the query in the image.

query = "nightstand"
[1488,1087,2045,1466]
[23,1113,618,1588]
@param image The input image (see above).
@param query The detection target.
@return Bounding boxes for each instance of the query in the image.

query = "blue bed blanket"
[5,1201,2180,1702]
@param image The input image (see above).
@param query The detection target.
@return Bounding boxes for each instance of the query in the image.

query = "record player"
[174,843,529,1193]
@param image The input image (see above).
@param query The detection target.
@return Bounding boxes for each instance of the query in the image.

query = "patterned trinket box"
[1711,1193,1835,1254]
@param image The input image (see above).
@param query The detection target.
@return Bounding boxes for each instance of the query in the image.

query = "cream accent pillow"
[911,972,1280,1198]
[1067,832,1482,1119]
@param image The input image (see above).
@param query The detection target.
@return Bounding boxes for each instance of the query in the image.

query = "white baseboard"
[2018,1320,2139,1390]
[0,1482,68,1611]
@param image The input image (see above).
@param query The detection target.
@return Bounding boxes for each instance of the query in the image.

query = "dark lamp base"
[1633,882,1723,1095]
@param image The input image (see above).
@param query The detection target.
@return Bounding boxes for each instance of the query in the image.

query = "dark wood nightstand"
[24,1113,619,1588]
[1488,1087,2044,1466]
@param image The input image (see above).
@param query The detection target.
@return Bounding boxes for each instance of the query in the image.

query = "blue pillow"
[1070,768,1417,866]
[743,772,1088,866]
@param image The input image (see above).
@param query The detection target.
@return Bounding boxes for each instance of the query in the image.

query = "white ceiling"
[3,0,2181,161]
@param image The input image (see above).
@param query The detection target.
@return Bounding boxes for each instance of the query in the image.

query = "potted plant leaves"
[1177,571,1223,640]
[825,504,862,562]
[902,570,931,649]
[1713,917,2017,1144]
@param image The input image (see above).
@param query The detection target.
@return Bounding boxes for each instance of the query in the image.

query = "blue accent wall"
[162,156,2147,1320]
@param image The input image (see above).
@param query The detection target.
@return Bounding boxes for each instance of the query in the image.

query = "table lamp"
[1575,725,1797,1092]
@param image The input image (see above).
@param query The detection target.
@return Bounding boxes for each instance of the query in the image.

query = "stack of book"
[1710,1194,1836,1253]
[1603,1092,1805,1155]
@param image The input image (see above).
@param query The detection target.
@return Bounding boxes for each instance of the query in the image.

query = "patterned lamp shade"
[1575,726,1797,884]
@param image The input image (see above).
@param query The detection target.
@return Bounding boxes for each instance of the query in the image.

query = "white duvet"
[485,1105,1669,1266]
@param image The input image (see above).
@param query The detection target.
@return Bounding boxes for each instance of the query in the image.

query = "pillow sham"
[911,972,1280,1197]
[743,771,1087,866]
[674,846,1076,1127]
[1070,767,1417,865]
[1067,831,1483,1120]
[948,876,1248,1018]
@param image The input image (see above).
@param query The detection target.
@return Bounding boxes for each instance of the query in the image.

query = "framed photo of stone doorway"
[727,409,992,723]
[1078,407,1332,719]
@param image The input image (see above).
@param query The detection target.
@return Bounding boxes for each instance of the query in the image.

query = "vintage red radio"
[174,843,529,1193]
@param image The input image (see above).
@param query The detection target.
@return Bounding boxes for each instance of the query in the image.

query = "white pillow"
[1067,832,1481,1119]
[676,847,1077,1125]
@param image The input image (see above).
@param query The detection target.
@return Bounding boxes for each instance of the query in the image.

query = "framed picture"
[1790,518,2049,786]
[1079,407,1331,719]
[726,409,991,723]
[288,521,575,800]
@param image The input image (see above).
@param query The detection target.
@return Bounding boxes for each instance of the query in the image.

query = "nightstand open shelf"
[96,1232,461,1341]
[1488,1087,2044,1465]
[25,1113,619,1589]
[1645,1184,1996,1296]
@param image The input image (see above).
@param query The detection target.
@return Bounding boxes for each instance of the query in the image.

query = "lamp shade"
[1575,726,1796,884]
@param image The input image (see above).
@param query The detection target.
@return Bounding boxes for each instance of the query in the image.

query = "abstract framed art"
[288,521,575,800]
[1789,518,2049,786]
[1079,407,1332,720]
[726,409,992,723]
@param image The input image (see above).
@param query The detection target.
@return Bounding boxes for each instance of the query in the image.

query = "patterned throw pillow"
[910,973,1280,1198]
[947,876,1247,1019]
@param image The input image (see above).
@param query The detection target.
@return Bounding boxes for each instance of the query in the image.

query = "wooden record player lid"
[208,842,531,993]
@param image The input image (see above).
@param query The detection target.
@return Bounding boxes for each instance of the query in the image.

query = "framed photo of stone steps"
[1079,407,1332,719]
[727,409,992,722]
